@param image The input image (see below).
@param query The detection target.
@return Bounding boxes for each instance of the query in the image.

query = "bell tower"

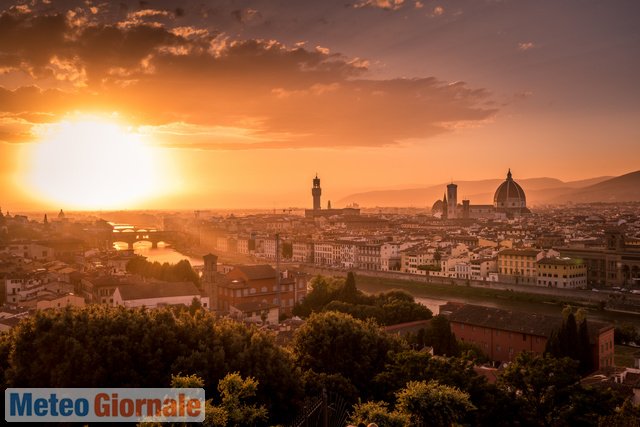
[312,174,322,210]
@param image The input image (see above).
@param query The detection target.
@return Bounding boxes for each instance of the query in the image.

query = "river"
[115,242,203,267]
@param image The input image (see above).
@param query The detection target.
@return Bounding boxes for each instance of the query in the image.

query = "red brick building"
[443,303,615,371]
[216,265,307,317]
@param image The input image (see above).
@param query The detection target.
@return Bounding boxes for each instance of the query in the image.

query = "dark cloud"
[0,5,497,148]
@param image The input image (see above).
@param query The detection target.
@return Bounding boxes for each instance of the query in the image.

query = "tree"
[1,306,301,425]
[348,401,409,427]
[496,352,621,426]
[614,323,639,345]
[294,275,431,325]
[168,373,267,427]
[292,311,406,398]
[598,400,640,427]
[213,373,268,426]
[126,257,200,286]
[372,350,514,427]
[423,315,459,356]
[340,271,359,303]
[545,311,593,374]
[395,380,475,427]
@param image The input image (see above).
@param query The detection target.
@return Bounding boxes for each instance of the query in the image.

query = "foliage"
[545,311,593,374]
[126,256,200,286]
[407,316,460,356]
[373,350,514,426]
[292,275,345,317]
[614,323,639,345]
[301,370,359,404]
[349,401,409,427]
[499,352,623,426]
[292,311,406,399]
[395,380,475,427]
[293,274,432,325]
[213,373,268,427]
[0,306,301,425]
[598,400,640,427]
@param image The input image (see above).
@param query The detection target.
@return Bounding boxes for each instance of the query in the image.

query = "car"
[591,288,599,292]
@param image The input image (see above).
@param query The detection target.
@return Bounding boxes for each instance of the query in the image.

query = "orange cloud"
[0,8,497,149]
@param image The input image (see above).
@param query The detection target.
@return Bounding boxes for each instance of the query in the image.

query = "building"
[216,265,307,318]
[432,170,531,220]
[445,303,615,370]
[304,175,361,218]
[493,169,530,218]
[559,229,640,287]
[497,248,544,285]
[112,281,205,309]
[447,183,458,219]
[537,257,587,289]
[36,293,85,310]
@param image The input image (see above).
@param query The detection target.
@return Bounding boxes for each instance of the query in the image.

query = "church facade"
[433,170,531,220]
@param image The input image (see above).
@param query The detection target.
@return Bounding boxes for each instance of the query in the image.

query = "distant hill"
[336,175,616,207]
[549,171,640,203]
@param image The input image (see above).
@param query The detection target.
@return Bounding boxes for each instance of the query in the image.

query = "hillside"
[336,175,616,207]
[550,171,640,203]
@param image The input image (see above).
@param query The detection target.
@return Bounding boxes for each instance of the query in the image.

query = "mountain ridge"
[335,174,635,207]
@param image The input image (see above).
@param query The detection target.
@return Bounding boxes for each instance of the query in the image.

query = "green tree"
[497,352,620,426]
[423,315,459,356]
[1,306,300,425]
[349,401,409,427]
[373,350,514,426]
[598,400,640,427]
[126,257,200,286]
[545,311,593,374]
[213,373,268,427]
[614,323,639,345]
[292,311,406,398]
[395,380,475,427]
[340,271,359,303]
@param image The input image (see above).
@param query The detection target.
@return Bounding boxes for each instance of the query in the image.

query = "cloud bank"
[0,3,497,149]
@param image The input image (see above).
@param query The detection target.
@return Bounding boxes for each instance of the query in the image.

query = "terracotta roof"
[498,249,541,257]
[448,304,562,337]
[117,282,200,301]
[448,304,612,342]
[233,265,276,280]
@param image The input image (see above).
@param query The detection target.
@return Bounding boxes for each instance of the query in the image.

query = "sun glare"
[23,116,166,210]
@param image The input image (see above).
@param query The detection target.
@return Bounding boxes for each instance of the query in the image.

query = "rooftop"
[117,282,200,301]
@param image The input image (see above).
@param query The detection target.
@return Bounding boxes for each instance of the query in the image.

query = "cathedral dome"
[494,169,526,210]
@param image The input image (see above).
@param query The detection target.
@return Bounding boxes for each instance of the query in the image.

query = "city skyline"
[1,0,639,210]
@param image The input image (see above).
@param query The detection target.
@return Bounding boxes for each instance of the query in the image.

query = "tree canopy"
[292,273,432,325]
[126,256,200,286]
[1,305,300,425]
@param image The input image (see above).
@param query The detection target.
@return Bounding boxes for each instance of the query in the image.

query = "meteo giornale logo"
[5,388,205,423]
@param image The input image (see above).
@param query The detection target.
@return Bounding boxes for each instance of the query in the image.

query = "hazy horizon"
[1,0,639,211]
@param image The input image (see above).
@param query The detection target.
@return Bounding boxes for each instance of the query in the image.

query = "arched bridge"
[111,229,178,249]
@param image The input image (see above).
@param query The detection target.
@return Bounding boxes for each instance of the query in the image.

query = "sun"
[23,115,167,210]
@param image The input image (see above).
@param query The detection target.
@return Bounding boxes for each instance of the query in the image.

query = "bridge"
[111,229,178,249]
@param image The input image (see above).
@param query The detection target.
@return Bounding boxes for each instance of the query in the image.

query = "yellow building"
[497,249,543,285]
[537,257,587,289]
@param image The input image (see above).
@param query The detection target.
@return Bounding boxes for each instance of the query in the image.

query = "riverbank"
[299,267,640,325]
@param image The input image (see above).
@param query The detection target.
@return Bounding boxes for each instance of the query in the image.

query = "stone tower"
[312,174,322,210]
[447,183,457,219]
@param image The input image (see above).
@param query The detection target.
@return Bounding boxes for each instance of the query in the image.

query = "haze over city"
[1,0,639,210]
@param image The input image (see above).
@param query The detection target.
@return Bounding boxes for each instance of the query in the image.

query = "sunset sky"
[1,0,639,210]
